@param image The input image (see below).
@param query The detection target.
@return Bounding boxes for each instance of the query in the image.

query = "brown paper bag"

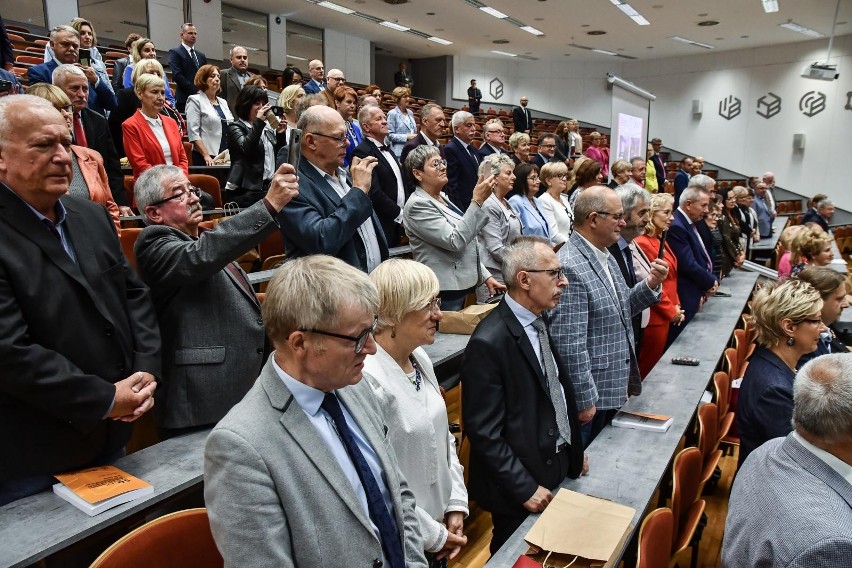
[438,303,498,335]
[520,489,635,568]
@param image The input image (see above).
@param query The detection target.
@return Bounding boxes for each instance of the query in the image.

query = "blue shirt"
[21,197,78,264]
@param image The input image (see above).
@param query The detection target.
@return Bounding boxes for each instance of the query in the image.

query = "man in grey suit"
[550,186,667,447]
[219,46,253,111]
[722,354,852,567]
[280,105,389,271]
[205,255,427,567]
[133,164,298,436]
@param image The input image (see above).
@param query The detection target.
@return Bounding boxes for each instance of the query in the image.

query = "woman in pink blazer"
[122,73,189,180]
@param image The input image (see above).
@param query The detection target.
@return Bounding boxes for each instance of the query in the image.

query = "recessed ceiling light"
[491,50,518,57]
[716,37,724,40]
[698,20,719,26]
[520,26,545,36]
[588,30,607,35]
[534,18,545,21]
[762,0,779,13]
[670,35,715,49]
[741,35,749,38]
[492,39,510,44]
[646,46,654,48]
[592,48,618,56]
[581,24,590,28]
[697,13,708,17]
[780,21,825,38]
[427,36,452,45]
[317,1,355,15]
[480,6,509,19]
[380,21,410,31]
[426,12,435,16]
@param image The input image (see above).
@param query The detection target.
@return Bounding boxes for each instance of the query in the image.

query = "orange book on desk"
[53,465,154,516]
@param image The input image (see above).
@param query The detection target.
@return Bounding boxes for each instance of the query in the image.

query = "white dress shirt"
[368,137,406,221]
[142,113,174,166]
[793,431,852,485]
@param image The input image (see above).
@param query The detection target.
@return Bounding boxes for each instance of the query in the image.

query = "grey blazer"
[185,93,233,159]
[550,231,659,411]
[477,193,522,284]
[403,187,491,292]
[219,67,249,112]
[204,359,428,567]
[134,200,275,428]
[722,434,852,567]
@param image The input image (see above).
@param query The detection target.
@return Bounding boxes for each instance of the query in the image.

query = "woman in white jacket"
[185,65,234,166]
[361,259,468,567]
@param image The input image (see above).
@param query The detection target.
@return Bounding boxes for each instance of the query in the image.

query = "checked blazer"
[550,231,659,411]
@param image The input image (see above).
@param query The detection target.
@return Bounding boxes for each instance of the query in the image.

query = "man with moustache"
[0,95,160,505]
[400,103,446,165]
[133,163,299,437]
[550,186,667,446]
[443,111,480,210]
[280,105,388,271]
[462,236,587,554]
[220,46,254,111]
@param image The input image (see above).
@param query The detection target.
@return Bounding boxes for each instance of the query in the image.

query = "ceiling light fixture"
[779,21,825,38]
[670,35,715,49]
[491,49,518,57]
[286,54,308,61]
[520,25,545,36]
[592,48,619,56]
[761,0,779,13]
[608,0,650,26]
[427,36,453,45]
[317,1,355,14]
[380,21,410,31]
[480,6,509,19]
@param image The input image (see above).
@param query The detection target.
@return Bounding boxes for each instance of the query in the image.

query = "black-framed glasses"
[327,76,345,83]
[301,315,378,354]
[525,267,566,280]
[309,131,348,147]
[594,211,625,221]
[557,174,569,181]
[150,186,201,207]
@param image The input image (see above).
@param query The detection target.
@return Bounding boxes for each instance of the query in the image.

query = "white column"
[268,14,287,71]
[44,0,78,29]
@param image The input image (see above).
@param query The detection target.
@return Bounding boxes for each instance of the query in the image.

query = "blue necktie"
[321,393,405,568]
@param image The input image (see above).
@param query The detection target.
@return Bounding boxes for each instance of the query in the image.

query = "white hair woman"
[476,153,520,302]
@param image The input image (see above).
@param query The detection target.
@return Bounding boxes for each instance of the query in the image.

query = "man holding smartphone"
[27,25,116,116]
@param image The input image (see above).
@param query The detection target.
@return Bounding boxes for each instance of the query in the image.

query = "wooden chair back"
[188,174,223,208]
[119,228,143,268]
[637,508,674,568]
[671,447,706,553]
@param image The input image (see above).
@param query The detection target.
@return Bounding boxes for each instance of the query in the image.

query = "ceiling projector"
[802,63,839,81]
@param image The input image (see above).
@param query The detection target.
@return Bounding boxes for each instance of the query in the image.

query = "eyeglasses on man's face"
[525,267,566,280]
[310,131,348,147]
[594,211,625,222]
[301,315,379,354]
[150,186,201,207]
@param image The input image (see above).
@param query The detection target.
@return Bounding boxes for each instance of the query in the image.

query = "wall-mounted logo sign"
[489,78,504,100]
[799,91,827,117]
[756,92,781,119]
[718,95,741,120]
[845,91,852,111]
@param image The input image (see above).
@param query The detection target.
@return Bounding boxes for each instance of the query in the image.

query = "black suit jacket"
[801,209,830,232]
[280,159,389,271]
[443,137,479,210]
[226,119,285,192]
[461,300,584,516]
[512,106,532,133]
[168,45,207,111]
[400,132,438,167]
[477,143,502,159]
[651,153,666,190]
[81,107,129,206]
[352,138,407,247]
[0,189,161,480]
[531,153,550,169]
[607,242,644,351]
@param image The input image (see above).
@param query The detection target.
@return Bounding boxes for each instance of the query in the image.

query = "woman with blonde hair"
[737,279,826,468]
[278,84,305,130]
[777,225,806,281]
[608,159,632,189]
[633,192,684,374]
[790,228,834,277]
[538,161,574,244]
[584,131,608,178]
[121,37,176,106]
[508,132,531,165]
[387,87,416,159]
[644,143,658,193]
[25,83,121,233]
[361,259,468,565]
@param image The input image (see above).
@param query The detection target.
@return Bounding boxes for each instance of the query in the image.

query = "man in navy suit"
[802,198,833,232]
[303,60,326,95]
[399,103,445,166]
[352,105,407,247]
[27,26,116,116]
[443,110,480,210]
[649,138,666,190]
[477,118,506,158]
[667,186,718,341]
[280,105,388,272]
[672,156,693,204]
[723,354,852,568]
[531,133,557,169]
[167,23,207,112]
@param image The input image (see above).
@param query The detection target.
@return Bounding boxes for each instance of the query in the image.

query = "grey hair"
[793,354,852,443]
[630,156,644,167]
[229,45,247,57]
[52,63,86,86]
[404,144,441,177]
[451,110,473,130]
[420,102,442,120]
[817,199,834,209]
[484,118,504,130]
[502,236,552,290]
[508,132,529,150]
[615,184,650,215]
[296,103,328,132]
[294,94,324,121]
[0,95,55,145]
[357,104,383,127]
[50,25,79,42]
[180,23,195,32]
[687,173,714,191]
[679,185,708,206]
[478,153,515,176]
[573,186,611,226]
[134,165,186,224]
[263,255,379,345]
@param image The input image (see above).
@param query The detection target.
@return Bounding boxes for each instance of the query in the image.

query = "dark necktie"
[378,144,392,153]
[692,224,713,273]
[321,393,405,568]
[622,246,636,286]
[531,318,572,444]
[189,47,199,68]
[466,144,480,166]
[73,112,87,147]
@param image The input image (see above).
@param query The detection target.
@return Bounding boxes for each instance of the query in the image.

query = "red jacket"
[122,110,188,180]
[634,234,681,326]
